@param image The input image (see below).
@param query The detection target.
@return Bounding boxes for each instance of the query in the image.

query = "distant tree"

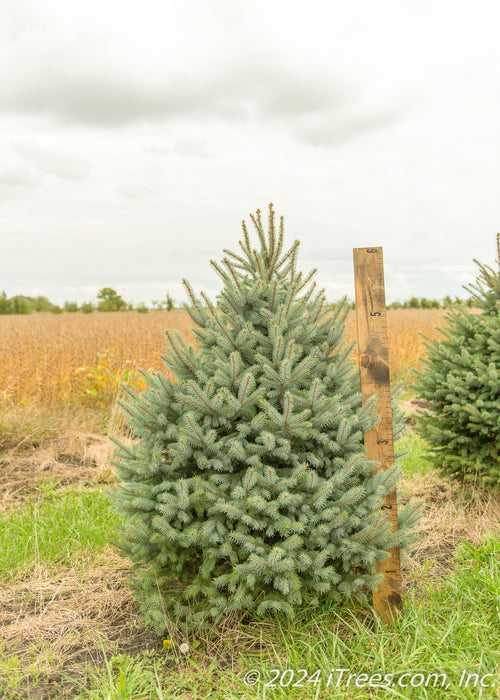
[136,302,149,313]
[152,292,176,311]
[442,295,453,307]
[12,296,32,314]
[0,291,14,314]
[408,297,420,308]
[29,296,53,313]
[64,301,79,312]
[80,302,95,314]
[27,295,65,313]
[97,287,127,312]
[419,297,441,309]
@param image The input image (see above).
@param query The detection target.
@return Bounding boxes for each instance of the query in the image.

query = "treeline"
[387,295,475,309]
[0,288,475,315]
[0,288,176,315]
[329,295,475,311]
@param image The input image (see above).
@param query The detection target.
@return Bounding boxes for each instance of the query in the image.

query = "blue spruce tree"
[413,235,500,488]
[112,205,420,634]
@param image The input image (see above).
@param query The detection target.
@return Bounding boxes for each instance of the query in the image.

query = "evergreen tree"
[112,205,420,634]
[413,235,500,488]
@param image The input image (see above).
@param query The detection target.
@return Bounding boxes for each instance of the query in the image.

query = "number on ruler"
[370,312,382,317]
[366,248,378,253]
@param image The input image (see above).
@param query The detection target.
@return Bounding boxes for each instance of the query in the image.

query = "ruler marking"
[353,246,402,624]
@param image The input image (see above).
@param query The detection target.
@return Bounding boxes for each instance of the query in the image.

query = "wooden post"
[352,246,402,624]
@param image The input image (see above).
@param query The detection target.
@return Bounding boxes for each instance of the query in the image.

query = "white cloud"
[0,0,407,144]
[14,140,89,179]
[295,105,410,147]
[0,164,37,191]
[0,42,355,130]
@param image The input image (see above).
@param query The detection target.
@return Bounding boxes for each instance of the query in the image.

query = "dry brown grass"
[344,307,450,382]
[0,308,448,410]
[0,553,159,697]
[400,471,500,591]
[381,308,449,379]
[0,430,115,513]
[0,310,193,408]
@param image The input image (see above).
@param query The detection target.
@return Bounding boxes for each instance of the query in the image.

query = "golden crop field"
[0,308,449,409]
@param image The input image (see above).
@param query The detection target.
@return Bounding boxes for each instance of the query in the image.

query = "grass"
[0,429,498,698]
[258,543,500,698]
[84,534,499,699]
[395,433,434,476]
[5,532,496,699]
[0,486,119,580]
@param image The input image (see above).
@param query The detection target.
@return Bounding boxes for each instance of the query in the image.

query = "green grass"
[0,485,119,579]
[396,433,435,476]
[59,535,499,699]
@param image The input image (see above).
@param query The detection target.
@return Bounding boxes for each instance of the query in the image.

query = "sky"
[1,0,500,306]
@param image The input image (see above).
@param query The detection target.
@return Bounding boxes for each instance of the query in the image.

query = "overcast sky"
[1,0,500,306]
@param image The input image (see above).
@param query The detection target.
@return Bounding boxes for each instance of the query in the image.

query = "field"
[0,308,447,409]
[0,308,499,699]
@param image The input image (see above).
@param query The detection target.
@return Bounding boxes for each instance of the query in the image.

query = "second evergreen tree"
[413,235,500,488]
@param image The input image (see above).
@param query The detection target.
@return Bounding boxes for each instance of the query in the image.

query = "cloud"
[146,131,210,158]
[0,6,384,141]
[0,50,407,147]
[294,105,409,147]
[0,165,36,191]
[0,143,39,194]
[0,1,410,149]
[13,141,89,180]
[0,52,347,128]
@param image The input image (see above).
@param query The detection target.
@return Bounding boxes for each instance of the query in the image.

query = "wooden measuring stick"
[352,246,402,624]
